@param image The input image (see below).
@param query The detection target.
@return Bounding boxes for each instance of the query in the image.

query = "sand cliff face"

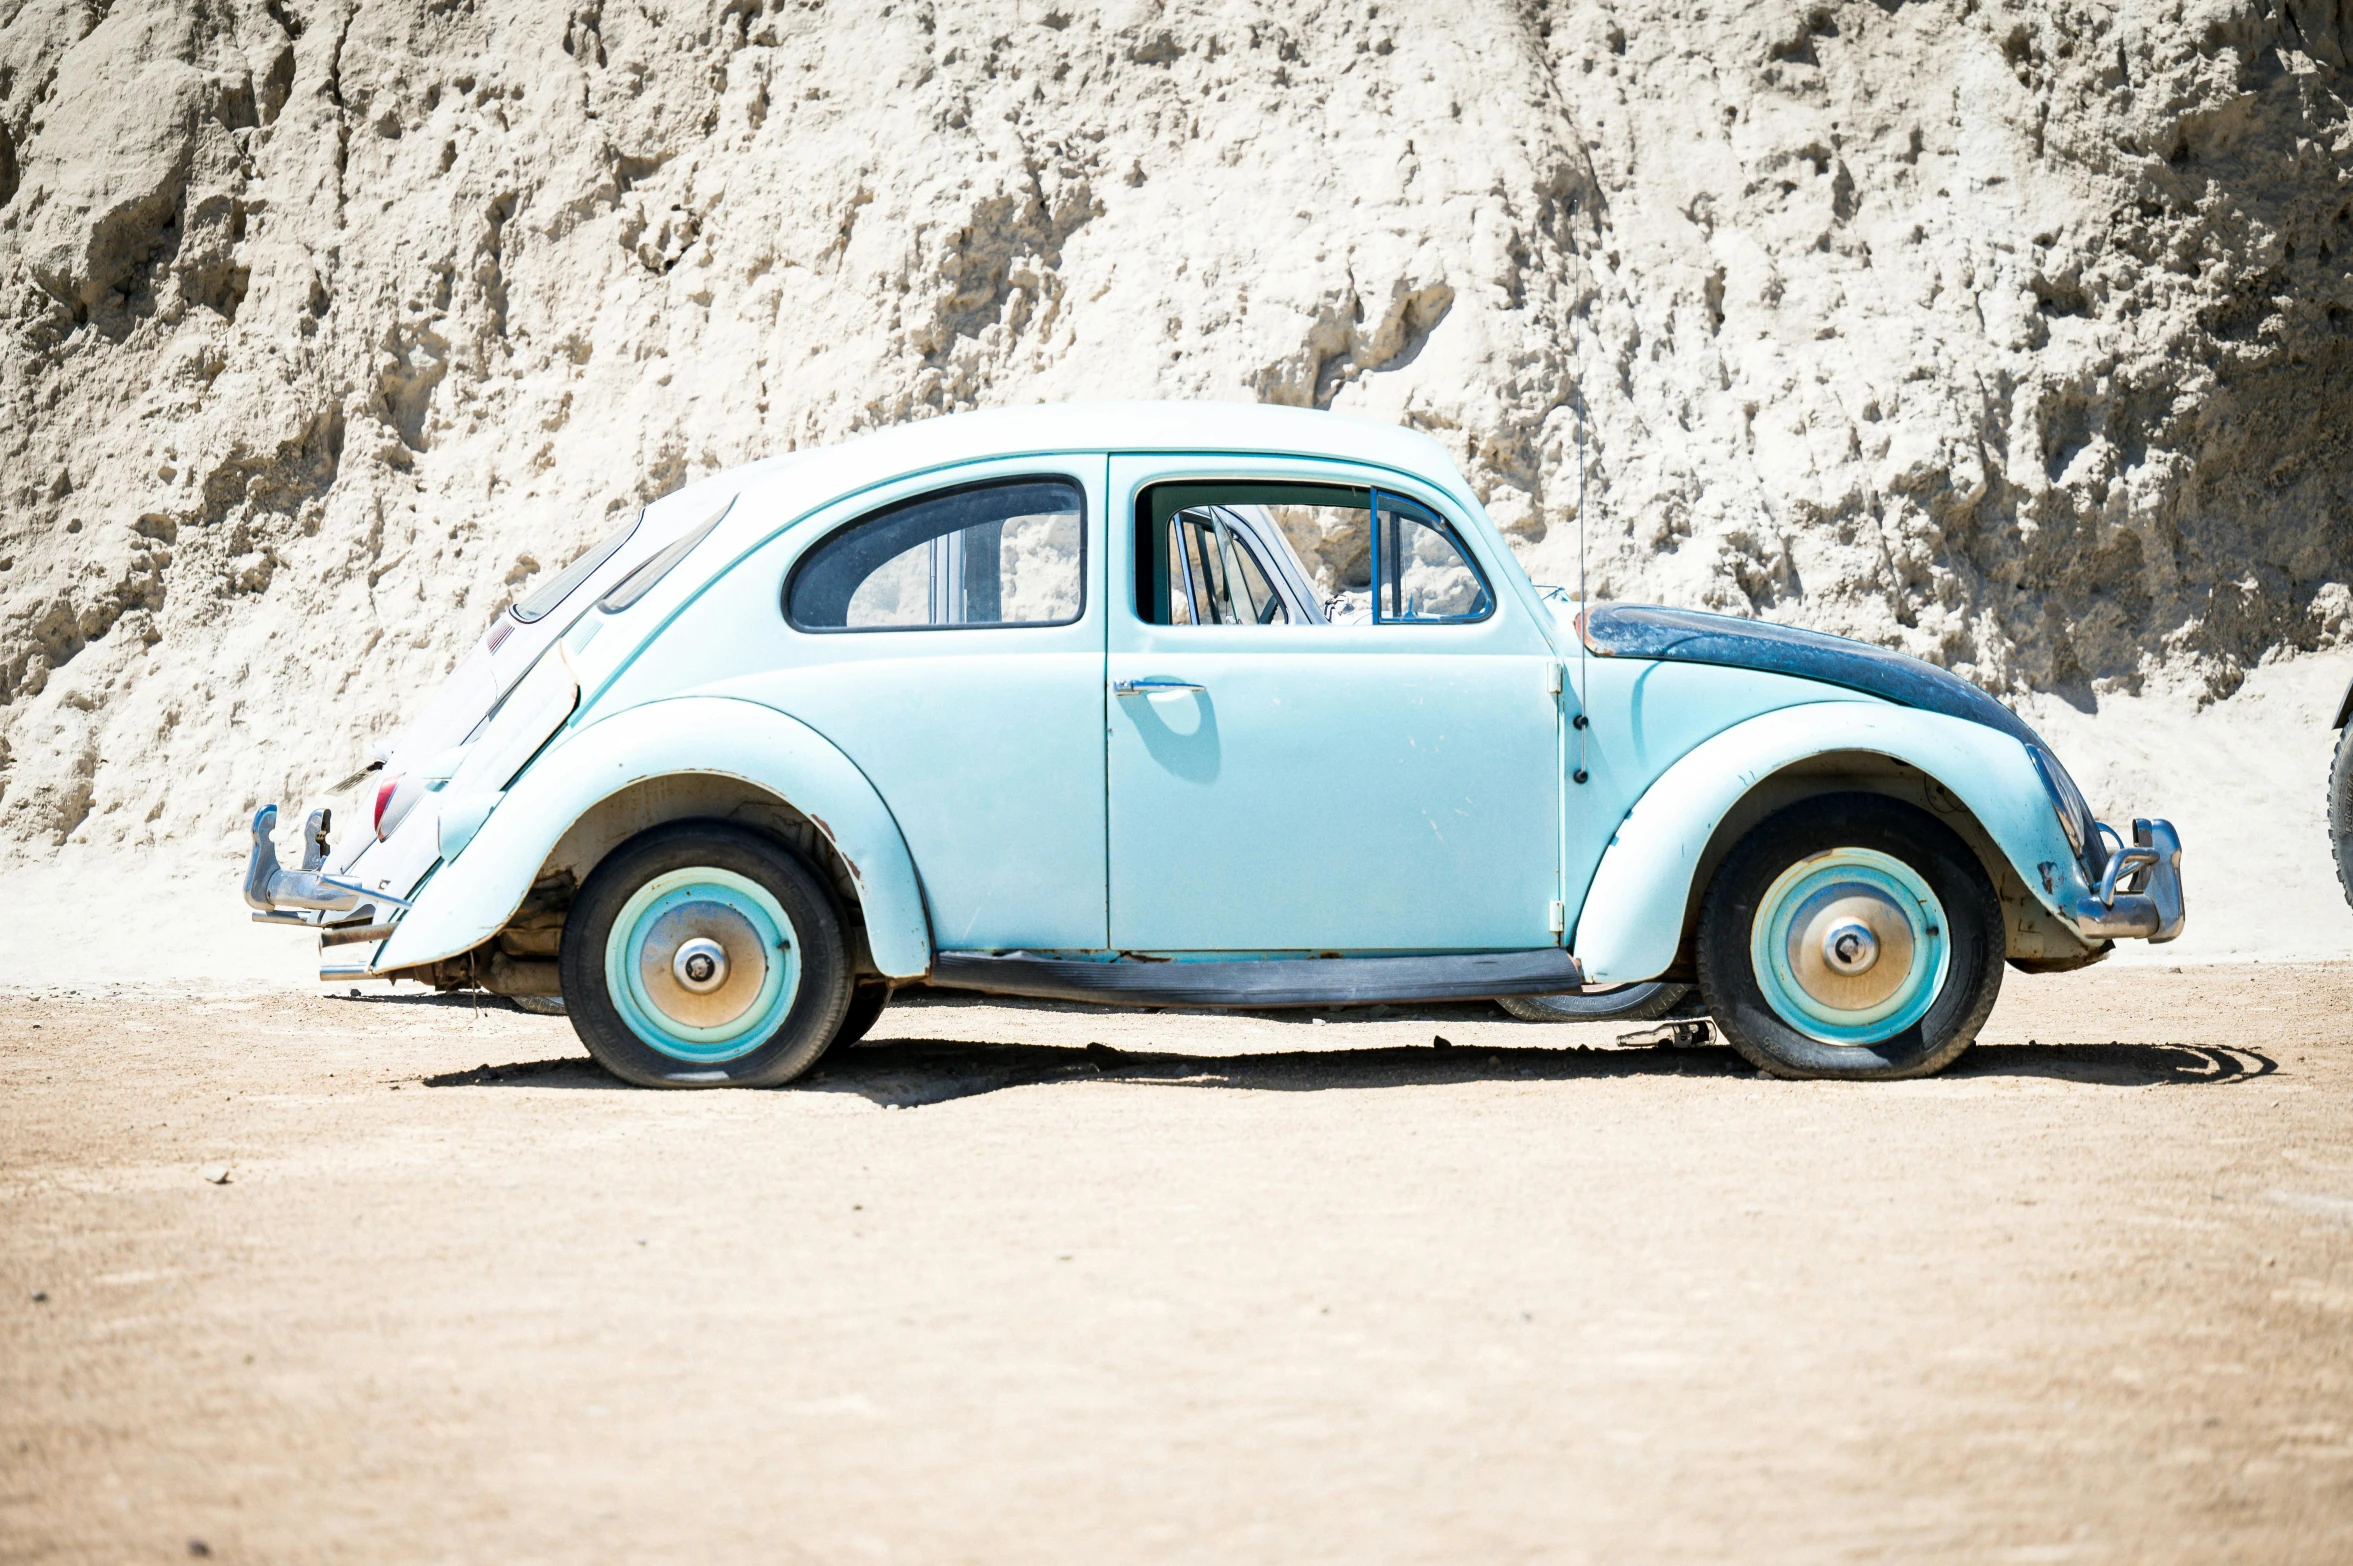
[0,0,2349,861]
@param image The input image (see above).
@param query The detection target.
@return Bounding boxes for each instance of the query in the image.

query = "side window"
[1374,492,1493,623]
[1136,482,1490,626]
[787,477,1085,631]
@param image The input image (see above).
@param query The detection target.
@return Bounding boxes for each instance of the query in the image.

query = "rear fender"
[1571,703,2089,983]
[373,696,933,978]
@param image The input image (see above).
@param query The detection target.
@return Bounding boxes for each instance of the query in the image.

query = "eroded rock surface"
[0,0,2348,858]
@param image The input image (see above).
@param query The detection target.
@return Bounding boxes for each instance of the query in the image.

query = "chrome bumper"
[2072,818,2184,943]
[244,804,411,924]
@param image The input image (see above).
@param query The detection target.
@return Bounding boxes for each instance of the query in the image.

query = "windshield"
[511,513,640,622]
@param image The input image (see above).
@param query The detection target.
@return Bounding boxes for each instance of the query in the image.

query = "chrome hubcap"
[1786,888,1915,1012]
[1822,919,1879,975]
[1750,847,1948,1046]
[635,900,768,1031]
[672,937,728,993]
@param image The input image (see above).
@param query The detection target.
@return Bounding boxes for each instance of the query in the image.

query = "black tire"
[1697,793,2004,1080]
[829,982,891,1051]
[2331,722,2353,912]
[560,821,854,1088]
[1497,982,1692,1024]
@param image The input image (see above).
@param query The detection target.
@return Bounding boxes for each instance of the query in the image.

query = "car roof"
[647,401,1472,532]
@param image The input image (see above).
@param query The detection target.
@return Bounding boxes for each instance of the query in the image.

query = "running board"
[926,949,1584,1009]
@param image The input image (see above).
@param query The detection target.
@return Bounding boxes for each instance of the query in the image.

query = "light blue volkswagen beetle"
[245,403,2183,1085]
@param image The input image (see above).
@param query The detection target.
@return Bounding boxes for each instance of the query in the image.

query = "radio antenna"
[1571,373,1591,786]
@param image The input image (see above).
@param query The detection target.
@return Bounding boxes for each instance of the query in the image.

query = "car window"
[1169,508,1288,626]
[511,513,639,622]
[1373,492,1492,623]
[787,477,1085,631]
[1137,482,1490,626]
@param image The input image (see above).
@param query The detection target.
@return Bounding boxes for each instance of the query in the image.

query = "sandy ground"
[3,964,2350,1563]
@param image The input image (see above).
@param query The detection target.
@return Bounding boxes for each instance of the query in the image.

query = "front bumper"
[2071,818,2185,943]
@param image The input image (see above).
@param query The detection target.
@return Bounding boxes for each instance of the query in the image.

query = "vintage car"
[246,403,2185,1086]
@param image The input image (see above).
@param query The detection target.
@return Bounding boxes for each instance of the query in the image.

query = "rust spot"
[806,813,865,888]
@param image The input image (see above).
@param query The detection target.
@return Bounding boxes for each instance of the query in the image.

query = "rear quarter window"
[785,477,1085,631]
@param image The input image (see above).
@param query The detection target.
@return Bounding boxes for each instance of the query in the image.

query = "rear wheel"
[1498,982,1692,1024]
[829,982,891,1051]
[1697,794,2003,1080]
[560,822,853,1087]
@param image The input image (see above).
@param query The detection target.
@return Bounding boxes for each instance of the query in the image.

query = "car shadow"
[418,1035,2275,1105]
[333,991,512,1008]
[1952,1042,2275,1085]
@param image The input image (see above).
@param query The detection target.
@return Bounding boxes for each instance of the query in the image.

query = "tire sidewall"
[1699,794,2004,1080]
[2330,724,2353,911]
[1499,982,1690,1024]
[828,982,891,1052]
[561,822,853,1087]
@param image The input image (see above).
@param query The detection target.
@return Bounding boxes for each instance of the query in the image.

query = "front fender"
[374,696,933,978]
[1571,702,2085,984]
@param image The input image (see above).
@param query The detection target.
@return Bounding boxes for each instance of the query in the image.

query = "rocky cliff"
[2,0,2350,864]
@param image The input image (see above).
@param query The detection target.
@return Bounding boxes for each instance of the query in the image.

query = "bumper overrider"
[243,804,411,950]
[2071,817,2185,943]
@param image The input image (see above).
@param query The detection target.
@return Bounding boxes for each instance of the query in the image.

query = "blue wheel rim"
[1750,848,1948,1046]
[605,868,800,1063]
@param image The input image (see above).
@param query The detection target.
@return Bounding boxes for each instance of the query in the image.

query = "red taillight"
[374,775,402,839]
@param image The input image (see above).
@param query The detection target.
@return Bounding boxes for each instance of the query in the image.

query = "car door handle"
[1112,678,1207,696]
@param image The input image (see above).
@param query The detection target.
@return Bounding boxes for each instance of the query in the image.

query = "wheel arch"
[373,697,934,980]
[1570,704,2098,984]
[540,776,873,964]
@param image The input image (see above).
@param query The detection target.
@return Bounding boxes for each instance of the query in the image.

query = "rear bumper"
[245,804,411,977]
[2071,818,2185,943]
[244,805,381,916]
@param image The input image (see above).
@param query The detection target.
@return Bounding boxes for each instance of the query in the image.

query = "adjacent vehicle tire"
[2330,722,2353,912]
[1498,983,1692,1024]
[1697,793,2004,1080]
[560,821,854,1088]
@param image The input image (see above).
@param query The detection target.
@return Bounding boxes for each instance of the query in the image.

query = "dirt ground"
[3,964,2349,1564]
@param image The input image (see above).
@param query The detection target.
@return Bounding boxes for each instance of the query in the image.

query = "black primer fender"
[1582,604,2104,878]
[1584,604,2042,745]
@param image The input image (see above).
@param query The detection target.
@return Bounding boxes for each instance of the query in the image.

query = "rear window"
[511,514,639,623]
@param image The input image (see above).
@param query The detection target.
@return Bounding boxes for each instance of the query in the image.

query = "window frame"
[782,473,1091,635]
[1133,479,1494,628]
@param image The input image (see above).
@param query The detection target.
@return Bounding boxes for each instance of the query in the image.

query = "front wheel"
[1697,793,2004,1080]
[560,822,854,1087]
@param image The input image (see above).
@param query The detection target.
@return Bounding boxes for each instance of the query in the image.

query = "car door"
[1105,457,1562,953]
[725,458,1108,952]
